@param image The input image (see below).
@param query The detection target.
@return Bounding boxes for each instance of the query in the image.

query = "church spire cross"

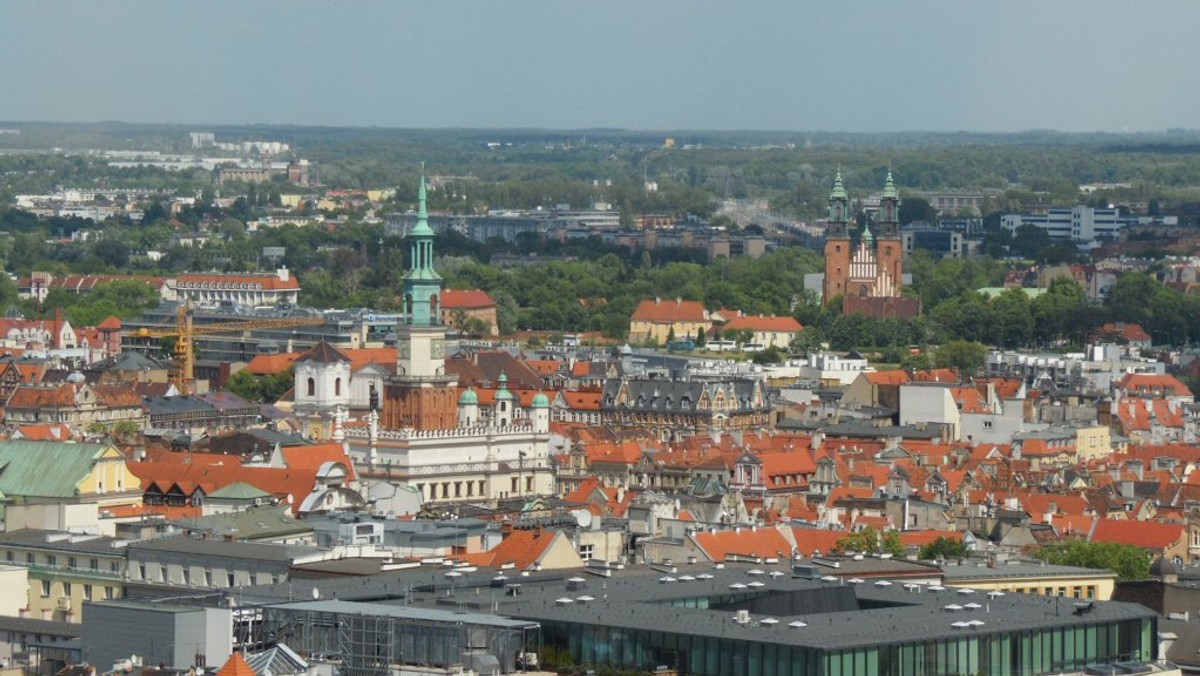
[401,165,442,327]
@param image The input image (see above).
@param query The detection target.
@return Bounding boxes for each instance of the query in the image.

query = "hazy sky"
[2,1,1197,133]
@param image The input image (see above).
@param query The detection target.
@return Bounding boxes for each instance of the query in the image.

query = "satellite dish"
[312,587,321,600]
[570,509,593,529]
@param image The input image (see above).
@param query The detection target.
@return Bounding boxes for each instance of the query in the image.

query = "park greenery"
[1030,540,1151,582]
[5,124,1200,359]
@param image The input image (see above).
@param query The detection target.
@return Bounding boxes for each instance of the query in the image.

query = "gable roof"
[692,526,792,562]
[441,289,496,309]
[462,528,573,570]
[0,441,117,499]
[1090,518,1184,550]
[295,341,350,364]
[631,298,708,324]
[722,315,803,333]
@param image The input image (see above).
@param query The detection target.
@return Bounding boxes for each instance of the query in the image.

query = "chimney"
[278,266,289,282]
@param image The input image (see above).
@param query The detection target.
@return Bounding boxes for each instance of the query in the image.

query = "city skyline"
[2,0,1198,133]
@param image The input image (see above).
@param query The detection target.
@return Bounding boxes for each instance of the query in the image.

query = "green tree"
[1031,540,1150,582]
[934,340,987,375]
[835,527,904,556]
[918,536,969,561]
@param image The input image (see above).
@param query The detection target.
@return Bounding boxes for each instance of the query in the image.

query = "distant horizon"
[3,119,1199,138]
[3,1,1198,133]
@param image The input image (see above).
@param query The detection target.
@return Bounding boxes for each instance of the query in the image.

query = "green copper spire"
[830,170,848,200]
[402,166,442,327]
[410,166,435,237]
[882,171,898,200]
[861,221,874,246]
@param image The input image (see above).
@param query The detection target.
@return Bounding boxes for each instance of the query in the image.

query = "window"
[110,562,119,573]
[89,558,98,571]
[4,551,10,562]
[45,555,56,566]
[204,569,213,587]
[306,378,315,397]
[228,573,236,588]
[62,583,71,596]
[68,557,76,568]
[83,585,92,601]
[526,476,534,492]
[182,568,190,585]
[511,477,519,493]
[159,565,168,582]
[335,378,342,396]
[579,544,595,561]
[104,587,113,600]
[138,564,147,580]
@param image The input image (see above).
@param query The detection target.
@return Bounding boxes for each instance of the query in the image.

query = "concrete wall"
[82,602,231,671]
[0,567,27,617]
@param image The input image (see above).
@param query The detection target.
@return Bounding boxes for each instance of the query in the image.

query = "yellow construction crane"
[132,304,327,395]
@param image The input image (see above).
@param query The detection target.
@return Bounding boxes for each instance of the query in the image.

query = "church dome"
[532,392,550,408]
[495,373,514,400]
[459,388,478,405]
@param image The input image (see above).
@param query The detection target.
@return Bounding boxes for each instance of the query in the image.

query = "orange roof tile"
[790,528,848,557]
[463,529,566,570]
[897,530,961,548]
[441,289,496,309]
[216,651,256,676]
[865,370,909,385]
[693,527,793,561]
[1091,518,1184,550]
[631,298,707,323]
[722,315,803,333]
[244,353,301,375]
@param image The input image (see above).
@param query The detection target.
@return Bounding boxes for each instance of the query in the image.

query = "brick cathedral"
[822,172,921,318]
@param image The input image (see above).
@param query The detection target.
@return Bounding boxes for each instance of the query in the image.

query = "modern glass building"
[501,569,1158,676]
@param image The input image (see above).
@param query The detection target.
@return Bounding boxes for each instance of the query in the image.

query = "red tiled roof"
[177,272,299,290]
[461,529,565,570]
[244,353,300,376]
[693,527,793,562]
[96,316,123,330]
[216,651,256,676]
[790,528,847,557]
[865,370,910,385]
[722,315,803,333]
[913,369,958,383]
[441,289,496,309]
[1117,373,1192,397]
[1090,518,1184,550]
[6,384,75,409]
[631,298,707,323]
[13,423,73,441]
[562,390,602,411]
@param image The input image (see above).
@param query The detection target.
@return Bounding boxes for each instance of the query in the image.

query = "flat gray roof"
[942,562,1116,581]
[490,565,1154,650]
[128,536,319,562]
[267,600,537,629]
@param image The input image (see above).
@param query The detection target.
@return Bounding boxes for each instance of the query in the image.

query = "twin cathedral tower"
[822,171,920,318]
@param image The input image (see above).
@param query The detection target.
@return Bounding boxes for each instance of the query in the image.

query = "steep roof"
[630,298,708,324]
[692,526,793,562]
[462,528,571,570]
[295,341,350,364]
[1090,518,1184,550]
[244,353,300,376]
[864,370,910,386]
[1117,373,1193,398]
[0,441,117,499]
[722,315,803,333]
[441,289,496,309]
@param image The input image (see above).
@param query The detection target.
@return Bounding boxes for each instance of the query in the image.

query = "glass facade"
[541,617,1155,676]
